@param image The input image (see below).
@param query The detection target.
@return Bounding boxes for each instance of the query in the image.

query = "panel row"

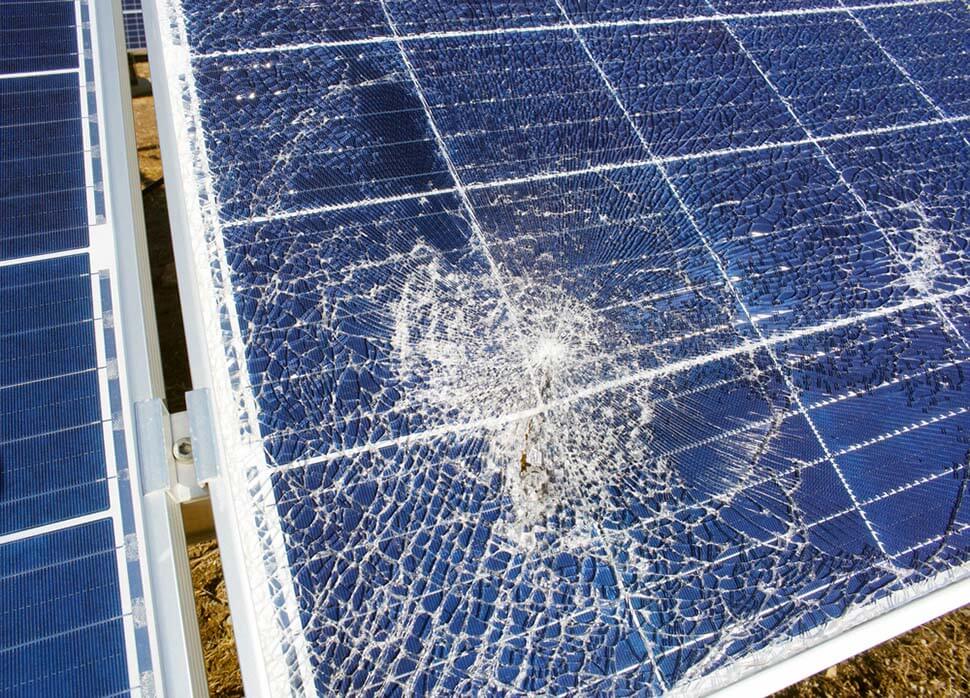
[175,0,965,55]
[186,6,970,223]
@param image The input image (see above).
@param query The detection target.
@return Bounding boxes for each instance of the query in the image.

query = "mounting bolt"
[173,437,194,464]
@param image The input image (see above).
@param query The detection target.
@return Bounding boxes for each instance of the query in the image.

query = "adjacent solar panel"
[148,0,970,694]
[0,2,156,694]
[122,0,146,51]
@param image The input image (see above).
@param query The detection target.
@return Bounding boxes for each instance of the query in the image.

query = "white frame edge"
[698,568,970,696]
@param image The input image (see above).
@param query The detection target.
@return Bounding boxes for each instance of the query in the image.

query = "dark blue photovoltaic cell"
[0,0,78,74]
[409,32,647,182]
[192,45,454,221]
[0,74,88,260]
[0,255,108,534]
[849,4,970,118]
[670,144,906,335]
[124,9,147,51]
[0,520,129,697]
[583,22,803,157]
[468,167,745,360]
[0,259,97,386]
[734,14,937,136]
[164,0,970,694]
[223,195,484,463]
[826,124,970,294]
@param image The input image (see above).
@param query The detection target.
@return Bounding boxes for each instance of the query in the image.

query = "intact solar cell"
[0,257,109,534]
[150,0,970,694]
[0,1,79,74]
[0,64,88,261]
[122,0,147,51]
[0,2,155,695]
[0,520,130,697]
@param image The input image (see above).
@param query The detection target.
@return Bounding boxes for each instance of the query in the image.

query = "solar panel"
[122,0,147,51]
[146,0,970,694]
[0,2,158,694]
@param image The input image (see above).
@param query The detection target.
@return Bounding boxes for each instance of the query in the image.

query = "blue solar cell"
[670,143,905,335]
[0,74,88,260]
[0,255,108,534]
[0,300,96,386]
[193,45,453,221]
[582,22,803,157]
[224,196,481,462]
[0,0,78,74]
[154,0,970,694]
[825,124,970,295]
[0,255,98,384]
[0,72,80,127]
[0,254,92,331]
[561,0,711,22]
[1,372,102,446]
[0,520,129,697]
[863,459,970,556]
[733,13,937,136]
[0,425,110,534]
[467,168,745,362]
[181,0,388,53]
[407,32,647,181]
[847,4,970,118]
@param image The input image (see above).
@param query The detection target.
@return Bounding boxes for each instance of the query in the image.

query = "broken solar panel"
[152,0,970,694]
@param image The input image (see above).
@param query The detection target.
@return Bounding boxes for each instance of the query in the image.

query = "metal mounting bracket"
[134,391,220,503]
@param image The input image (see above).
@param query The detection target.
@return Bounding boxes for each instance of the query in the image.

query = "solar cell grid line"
[260,386,963,568]
[250,279,969,486]
[148,0,970,695]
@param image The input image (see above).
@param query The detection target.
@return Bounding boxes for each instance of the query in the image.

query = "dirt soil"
[189,540,244,698]
[131,61,968,698]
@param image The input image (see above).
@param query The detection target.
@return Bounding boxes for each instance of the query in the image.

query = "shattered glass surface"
[153,0,970,694]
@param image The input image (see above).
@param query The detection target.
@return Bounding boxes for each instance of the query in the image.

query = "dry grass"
[132,60,968,698]
[188,541,244,698]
